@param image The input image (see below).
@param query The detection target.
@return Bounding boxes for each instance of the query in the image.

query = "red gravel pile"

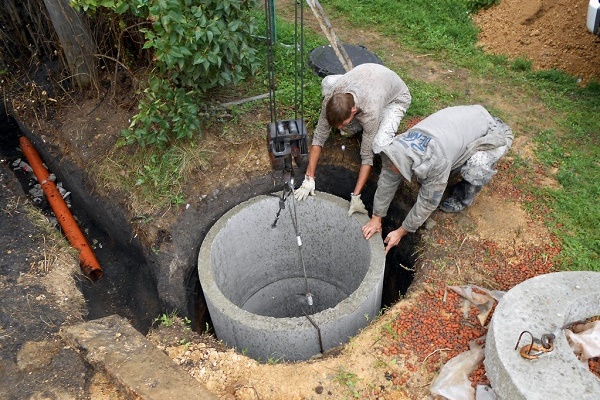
[375,220,562,394]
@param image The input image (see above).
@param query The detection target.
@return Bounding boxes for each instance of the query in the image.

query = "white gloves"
[348,193,368,216]
[294,179,367,217]
[295,175,315,201]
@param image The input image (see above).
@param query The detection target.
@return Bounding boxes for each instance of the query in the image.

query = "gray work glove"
[295,175,315,201]
[348,193,368,216]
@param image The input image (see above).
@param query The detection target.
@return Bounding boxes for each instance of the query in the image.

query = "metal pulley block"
[267,119,309,171]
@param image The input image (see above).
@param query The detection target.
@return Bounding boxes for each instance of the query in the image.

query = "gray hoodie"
[373,105,513,232]
[311,63,411,166]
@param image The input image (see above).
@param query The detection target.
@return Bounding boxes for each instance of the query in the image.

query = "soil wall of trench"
[11,112,417,334]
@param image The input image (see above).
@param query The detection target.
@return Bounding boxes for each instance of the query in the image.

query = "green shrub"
[124,76,202,147]
[71,0,261,146]
[141,0,260,91]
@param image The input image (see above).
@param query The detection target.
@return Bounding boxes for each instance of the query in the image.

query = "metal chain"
[288,181,313,307]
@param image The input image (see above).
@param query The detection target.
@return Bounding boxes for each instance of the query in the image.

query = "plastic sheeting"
[429,339,485,400]
[428,285,504,399]
[565,320,600,366]
[448,285,505,326]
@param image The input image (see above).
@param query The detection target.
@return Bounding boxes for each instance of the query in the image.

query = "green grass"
[334,367,360,398]
[153,310,191,328]
[530,86,600,268]
[98,141,211,214]
[329,0,478,57]
[513,77,600,269]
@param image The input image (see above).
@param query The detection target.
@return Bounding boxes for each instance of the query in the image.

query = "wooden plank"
[42,0,98,90]
[61,315,220,400]
[305,0,353,72]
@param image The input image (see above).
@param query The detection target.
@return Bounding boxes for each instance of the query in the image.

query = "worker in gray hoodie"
[362,105,513,254]
[294,63,411,216]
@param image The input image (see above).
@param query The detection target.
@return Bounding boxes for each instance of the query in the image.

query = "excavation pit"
[198,191,386,361]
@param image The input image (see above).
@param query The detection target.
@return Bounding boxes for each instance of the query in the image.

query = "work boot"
[439,180,483,213]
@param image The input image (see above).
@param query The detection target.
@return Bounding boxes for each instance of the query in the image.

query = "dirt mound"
[474,0,600,83]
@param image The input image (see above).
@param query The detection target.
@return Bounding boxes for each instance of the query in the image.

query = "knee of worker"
[461,168,497,187]
[381,102,407,128]
[372,106,406,153]
[460,150,504,186]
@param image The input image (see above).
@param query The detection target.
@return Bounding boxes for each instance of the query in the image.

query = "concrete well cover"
[485,271,600,399]
[198,192,385,361]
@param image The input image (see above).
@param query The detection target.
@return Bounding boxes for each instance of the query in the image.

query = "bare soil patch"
[474,0,600,83]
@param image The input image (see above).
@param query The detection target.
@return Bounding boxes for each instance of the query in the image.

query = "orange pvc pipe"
[19,136,103,282]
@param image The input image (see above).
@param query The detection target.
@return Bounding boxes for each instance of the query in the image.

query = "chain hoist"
[264,0,309,176]
[264,0,313,309]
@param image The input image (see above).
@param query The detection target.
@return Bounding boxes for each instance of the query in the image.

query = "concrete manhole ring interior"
[198,191,386,361]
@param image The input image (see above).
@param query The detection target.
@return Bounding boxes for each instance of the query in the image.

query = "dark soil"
[0,161,89,399]
[0,110,135,398]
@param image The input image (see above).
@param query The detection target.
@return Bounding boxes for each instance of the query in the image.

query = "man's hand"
[348,193,368,216]
[295,175,315,201]
[362,216,382,240]
[383,227,408,254]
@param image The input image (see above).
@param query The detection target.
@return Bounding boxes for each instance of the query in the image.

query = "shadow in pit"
[188,163,418,334]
